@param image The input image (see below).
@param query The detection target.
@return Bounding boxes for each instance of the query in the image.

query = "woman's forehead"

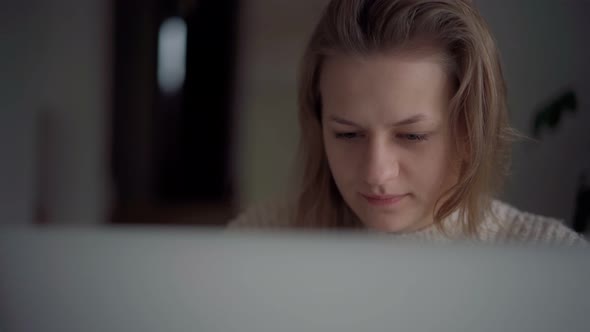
[319,53,453,122]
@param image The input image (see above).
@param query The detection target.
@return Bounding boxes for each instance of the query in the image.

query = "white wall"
[0,0,111,224]
[0,2,38,224]
[236,0,590,230]
[476,0,590,226]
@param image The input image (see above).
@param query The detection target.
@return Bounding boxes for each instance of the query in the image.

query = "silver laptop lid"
[1,227,588,332]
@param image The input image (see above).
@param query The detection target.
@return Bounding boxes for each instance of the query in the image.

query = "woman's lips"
[360,193,408,206]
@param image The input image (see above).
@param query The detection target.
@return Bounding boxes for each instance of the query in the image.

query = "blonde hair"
[295,0,515,234]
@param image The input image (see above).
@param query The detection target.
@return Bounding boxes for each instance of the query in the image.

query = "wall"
[476,0,590,227]
[0,0,111,224]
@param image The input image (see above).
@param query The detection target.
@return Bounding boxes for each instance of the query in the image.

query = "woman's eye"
[399,133,428,142]
[335,132,359,139]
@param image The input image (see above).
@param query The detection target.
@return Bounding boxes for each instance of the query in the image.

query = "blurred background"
[1,0,589,234]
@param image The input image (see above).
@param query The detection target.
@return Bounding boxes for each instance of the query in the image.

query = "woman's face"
[320,52,459,233]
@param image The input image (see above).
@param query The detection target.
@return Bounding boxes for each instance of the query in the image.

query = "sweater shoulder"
[487,200,586,245]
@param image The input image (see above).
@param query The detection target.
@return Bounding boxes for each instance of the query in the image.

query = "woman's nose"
[363,138,399,187]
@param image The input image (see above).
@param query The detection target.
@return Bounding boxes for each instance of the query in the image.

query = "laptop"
[0,226,588,332]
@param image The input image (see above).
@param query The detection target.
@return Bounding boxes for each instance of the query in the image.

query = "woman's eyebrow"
[328,114,427,127]
[328,116,361,127]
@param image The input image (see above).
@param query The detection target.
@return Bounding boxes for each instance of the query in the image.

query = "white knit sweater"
[228,198,586,245]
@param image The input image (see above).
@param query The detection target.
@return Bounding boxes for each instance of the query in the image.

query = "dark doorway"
[110,0,239,225]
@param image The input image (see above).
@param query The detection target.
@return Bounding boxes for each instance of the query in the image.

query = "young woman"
[229,0,585,244]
